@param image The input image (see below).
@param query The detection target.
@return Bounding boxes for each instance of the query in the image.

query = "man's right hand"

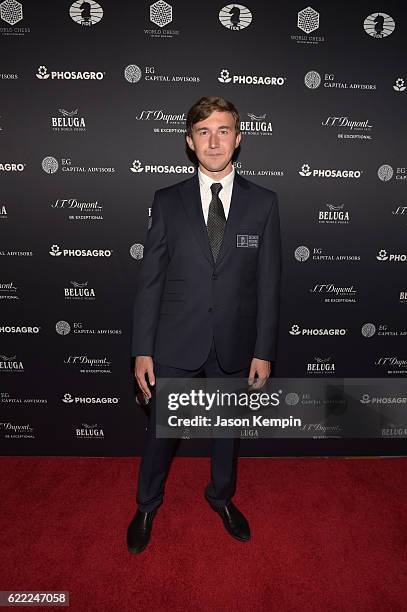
[134,356,155,400]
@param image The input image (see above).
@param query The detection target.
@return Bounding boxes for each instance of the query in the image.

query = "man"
[128,96,281,553]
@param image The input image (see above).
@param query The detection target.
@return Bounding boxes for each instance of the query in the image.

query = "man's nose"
[209,133,219,148]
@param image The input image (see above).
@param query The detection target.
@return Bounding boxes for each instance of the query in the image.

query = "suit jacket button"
[208,307,213,312]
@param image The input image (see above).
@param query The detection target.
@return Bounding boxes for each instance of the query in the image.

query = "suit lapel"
[178,171,250,267]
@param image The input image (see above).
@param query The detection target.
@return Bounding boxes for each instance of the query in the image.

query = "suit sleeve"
[253,192,282,361]
[131,191,169,357]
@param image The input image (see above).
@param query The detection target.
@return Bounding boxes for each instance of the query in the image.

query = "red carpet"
[0,456,406,612]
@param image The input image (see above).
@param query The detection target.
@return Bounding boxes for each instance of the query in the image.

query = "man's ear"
[186,135,195,151]
[235,132,242,149]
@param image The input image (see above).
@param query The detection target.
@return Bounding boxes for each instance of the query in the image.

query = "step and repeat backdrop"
[1,0,406,456]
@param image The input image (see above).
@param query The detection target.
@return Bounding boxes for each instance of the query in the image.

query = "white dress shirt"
[198,166,235,224]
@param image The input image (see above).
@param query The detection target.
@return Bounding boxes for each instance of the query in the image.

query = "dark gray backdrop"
[1,0,406,456]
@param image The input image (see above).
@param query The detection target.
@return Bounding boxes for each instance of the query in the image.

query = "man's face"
[186,110,241,175]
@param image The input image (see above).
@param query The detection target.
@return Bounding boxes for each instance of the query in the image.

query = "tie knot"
[210,182,223,196]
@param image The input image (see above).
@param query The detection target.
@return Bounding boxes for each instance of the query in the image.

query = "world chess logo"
[150,1,172,27]
[218,4,252,30]
[124,65,142,83]
[377,164,394,181]
[304,70,321,89]
[69,1,103,26]
[297,6,319,34]
[0,0,23,25]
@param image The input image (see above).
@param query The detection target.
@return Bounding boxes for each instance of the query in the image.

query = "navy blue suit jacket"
[132,171,282,372]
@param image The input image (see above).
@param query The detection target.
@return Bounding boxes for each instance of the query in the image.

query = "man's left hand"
[248,358,271,389]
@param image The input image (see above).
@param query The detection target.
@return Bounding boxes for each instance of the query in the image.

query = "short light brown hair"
[186,96,240,137]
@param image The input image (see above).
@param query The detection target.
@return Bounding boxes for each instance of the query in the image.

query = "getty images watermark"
[166,387,299,427]
[155,378,301,438]
[153,378,407,439]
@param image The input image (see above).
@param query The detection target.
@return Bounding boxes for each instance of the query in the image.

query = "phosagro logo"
[63,393,119,404]
[376,249,407,263]
[299,163,362,178]
[0,325,40,334]
[130,159,194,174]
[289,324,347,336]
[49,244,113,257]
[361,393,407,404]
[218,68,285,86]
[393,78,406,92]
[36,65,105,80]
[0,162,25,172]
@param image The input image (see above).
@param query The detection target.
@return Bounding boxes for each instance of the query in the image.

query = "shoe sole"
[127,541,150,554]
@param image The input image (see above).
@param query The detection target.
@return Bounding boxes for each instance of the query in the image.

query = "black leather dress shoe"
[127,508,157,554]
[205,495,251,541]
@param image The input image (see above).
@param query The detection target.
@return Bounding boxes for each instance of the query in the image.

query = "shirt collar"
[198,166,235,193]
